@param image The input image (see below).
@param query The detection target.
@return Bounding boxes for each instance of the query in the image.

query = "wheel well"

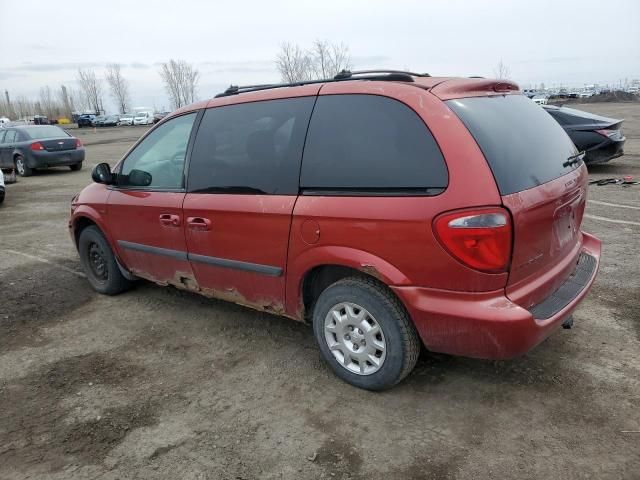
[73,216,97,246]
[13,152,22,161]
[302,265,380,321]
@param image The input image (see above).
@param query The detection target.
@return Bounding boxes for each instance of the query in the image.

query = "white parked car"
[133,112,154,125]
[532,95,548,105]
[578,91,593,98]
[118,113,135,126]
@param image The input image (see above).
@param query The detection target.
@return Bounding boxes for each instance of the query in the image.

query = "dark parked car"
[544,105,625,164]
[153,112,169,124]
[69,72,601,390]
[0,125,85,176]
[78,114,96,128]
[102,115,120,127]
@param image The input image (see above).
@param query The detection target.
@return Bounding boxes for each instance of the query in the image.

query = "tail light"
[595,129,614,138]
[75,138,83,148]
[30,142,45,151]
[434,208,512,273]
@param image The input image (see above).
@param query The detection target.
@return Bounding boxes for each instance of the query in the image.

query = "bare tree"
[276,42,313,83]
[77,68,104,114]
[493,60,511,79]
[276,40,352,83]
[309,40,352,79]
[159,59,199,110]
[39,86,60,119]
[105,63,131,114]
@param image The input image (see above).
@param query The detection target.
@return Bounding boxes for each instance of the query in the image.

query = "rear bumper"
[392,232,601,359]
[584,138,625,164]
[26,148,85,168]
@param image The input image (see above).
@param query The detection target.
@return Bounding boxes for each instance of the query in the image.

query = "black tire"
[15,155,32,177]
[312,276,420,390]
[0,191,4,204]
[70,162,83,171]
[78,225,132,295]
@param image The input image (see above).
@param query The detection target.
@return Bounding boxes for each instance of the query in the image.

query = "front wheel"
[78,225,132,295]
[70,162,83,171]
[312,277,420,390]
[15,155,32,177]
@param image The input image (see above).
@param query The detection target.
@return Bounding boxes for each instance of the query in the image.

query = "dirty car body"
[544,105,625,164]
[69,72,602,389]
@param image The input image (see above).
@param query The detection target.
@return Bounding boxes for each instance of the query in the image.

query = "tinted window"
[188,97,315,195]
[21,126,68,139]
[447,95,579,195]
[300,94,448,193]
[119,113,197,189]
[0,130,6,143]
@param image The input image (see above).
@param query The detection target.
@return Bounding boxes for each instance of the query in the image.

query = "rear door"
[107,112,199,285]
[183,96,316,311]
[447,94,586,308]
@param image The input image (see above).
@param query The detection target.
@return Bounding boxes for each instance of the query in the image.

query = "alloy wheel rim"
[324,302,386,375]
[88,242,108,282]
[16,158,24,175]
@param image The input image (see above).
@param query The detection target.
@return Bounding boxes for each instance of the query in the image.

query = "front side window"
[300,94,448,193]
[187,97,316,195]
[119,112,197,189]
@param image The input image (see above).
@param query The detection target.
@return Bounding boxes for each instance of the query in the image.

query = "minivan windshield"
[447,94,580,195]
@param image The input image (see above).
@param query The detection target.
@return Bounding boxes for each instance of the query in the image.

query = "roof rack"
[215,69,430,98]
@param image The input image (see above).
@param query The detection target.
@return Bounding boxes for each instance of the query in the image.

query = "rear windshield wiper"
[563,151,585,168]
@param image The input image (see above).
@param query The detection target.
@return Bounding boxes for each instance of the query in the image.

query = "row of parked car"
[77,112,169,128]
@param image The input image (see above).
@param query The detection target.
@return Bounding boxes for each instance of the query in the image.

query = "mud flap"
[561,315,574,329]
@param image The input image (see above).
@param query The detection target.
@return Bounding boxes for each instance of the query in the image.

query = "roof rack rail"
[214,69,429,98]
[334,69,430,79]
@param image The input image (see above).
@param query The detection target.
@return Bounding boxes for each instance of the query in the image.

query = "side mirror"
[91,163,114,184]
[128,169,152,187]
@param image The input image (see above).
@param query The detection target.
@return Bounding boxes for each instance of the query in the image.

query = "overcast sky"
[1,0,639,112]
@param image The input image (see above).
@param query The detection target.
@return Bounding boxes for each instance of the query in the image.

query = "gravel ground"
[0,103,638,479]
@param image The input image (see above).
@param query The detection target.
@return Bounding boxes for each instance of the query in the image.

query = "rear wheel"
[312,277,420,390]
[78,225,132,295]
[15,155,32,177]
[70,162,83,171]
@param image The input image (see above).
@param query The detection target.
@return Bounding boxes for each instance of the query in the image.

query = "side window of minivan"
[118,113,197,189]
[300,94,448,193]
[187,97,316,195]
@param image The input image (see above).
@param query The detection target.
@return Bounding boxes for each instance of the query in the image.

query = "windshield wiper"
[563,151,585,168]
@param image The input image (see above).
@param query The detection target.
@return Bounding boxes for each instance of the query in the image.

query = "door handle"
[186,216,212,231]
[159,213,181,227]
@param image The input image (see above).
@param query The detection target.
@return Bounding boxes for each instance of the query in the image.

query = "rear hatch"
[447,94,586,310]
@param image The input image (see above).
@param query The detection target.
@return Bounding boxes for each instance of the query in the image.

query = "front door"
[182,96,316,311]
[107,112,199,286]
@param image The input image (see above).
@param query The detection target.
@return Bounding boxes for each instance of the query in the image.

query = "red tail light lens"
[75,138,83,148]
[434,208,512,273]
[595,129,613,138]
[30,142,45,151]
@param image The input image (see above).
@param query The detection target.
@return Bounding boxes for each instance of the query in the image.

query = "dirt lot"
[1,104,639,480]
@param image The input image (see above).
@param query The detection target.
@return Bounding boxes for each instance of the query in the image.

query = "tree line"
[0,40,362,121]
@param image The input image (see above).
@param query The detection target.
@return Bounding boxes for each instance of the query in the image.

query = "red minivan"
[70,71,601,390]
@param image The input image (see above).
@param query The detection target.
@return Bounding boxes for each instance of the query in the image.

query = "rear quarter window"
[300,94,448,194]
[448,95,579,195]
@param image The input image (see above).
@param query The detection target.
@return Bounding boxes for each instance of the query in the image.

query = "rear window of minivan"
[447,94,580,195]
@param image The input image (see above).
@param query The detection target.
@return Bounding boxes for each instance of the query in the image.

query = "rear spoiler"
[430,78,520,101]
